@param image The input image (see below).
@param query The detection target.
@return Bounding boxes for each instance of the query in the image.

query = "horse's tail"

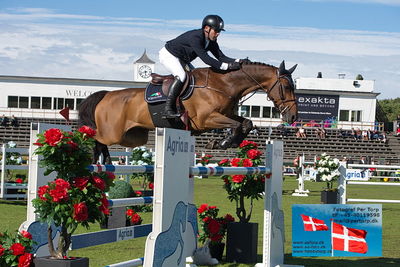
[78,90,109,128]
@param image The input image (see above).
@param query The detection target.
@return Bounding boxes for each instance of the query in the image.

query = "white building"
[0,52,379,130]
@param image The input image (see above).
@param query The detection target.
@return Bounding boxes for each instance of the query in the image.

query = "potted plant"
[315,153,340,204]
[0,230,35,267]
[218,140,264,263]
[31,126,115,266]
[197,204,234,261]
[130,146,154,195]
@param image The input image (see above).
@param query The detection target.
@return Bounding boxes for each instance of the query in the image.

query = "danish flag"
[332,222,368,254]
[300,214,328,231]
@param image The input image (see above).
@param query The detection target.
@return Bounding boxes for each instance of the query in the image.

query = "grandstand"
[1,117,399,165]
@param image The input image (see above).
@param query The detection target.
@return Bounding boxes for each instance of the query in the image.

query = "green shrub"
[108,180,134,199]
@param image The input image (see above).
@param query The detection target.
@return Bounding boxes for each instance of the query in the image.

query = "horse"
[78,60,298,163]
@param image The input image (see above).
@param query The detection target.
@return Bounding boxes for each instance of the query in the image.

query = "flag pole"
[331,219,334,257]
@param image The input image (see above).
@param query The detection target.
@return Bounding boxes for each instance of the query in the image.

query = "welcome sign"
[296,93,339,121]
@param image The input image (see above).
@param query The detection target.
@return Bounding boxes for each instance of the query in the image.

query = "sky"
[0,0,399,99]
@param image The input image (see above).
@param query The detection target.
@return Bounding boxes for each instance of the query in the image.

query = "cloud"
[0,8,399,99]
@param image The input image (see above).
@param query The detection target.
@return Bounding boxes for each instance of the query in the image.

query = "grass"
[1,177,399,266]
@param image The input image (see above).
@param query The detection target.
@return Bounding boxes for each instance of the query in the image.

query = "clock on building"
[138,65,152,79]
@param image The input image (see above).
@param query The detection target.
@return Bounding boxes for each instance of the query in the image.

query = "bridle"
[240,67,297,115]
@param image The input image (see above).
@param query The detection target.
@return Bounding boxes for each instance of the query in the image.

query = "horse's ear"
[279,61,286,72]
[288,64,298,74]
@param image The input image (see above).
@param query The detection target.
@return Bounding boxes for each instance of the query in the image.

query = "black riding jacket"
[165,29,235,69]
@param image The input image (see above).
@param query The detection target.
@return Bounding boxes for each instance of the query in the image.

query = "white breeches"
[159,47,186,81]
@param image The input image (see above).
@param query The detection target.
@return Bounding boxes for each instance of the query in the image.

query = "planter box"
[208,242,225,261]
[33,257,89,267]
[226,222,258,263]
[321,190,338,204]
[100,206,126,229]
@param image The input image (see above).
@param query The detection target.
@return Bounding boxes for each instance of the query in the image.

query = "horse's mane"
[241,61,276,69]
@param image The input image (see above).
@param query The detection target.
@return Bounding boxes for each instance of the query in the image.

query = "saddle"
[145,71,195,104]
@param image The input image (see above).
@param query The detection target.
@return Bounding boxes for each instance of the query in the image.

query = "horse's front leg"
[202,113,242,149]
[229,116,253,148]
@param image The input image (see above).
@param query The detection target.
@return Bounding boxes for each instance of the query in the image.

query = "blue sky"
[0,0,399,98]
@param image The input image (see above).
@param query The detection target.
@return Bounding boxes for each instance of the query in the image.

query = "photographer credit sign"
[296,94,339,121]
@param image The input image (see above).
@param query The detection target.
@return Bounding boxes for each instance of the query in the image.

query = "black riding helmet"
[202,15,225,32]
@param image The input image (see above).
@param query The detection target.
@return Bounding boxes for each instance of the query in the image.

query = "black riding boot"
[163,76,183,119]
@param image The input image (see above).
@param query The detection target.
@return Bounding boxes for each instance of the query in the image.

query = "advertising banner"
[292,204,382,257]
[296,94,339,121]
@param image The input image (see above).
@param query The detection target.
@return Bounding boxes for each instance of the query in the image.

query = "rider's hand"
[228,62,241,70]
[239,58,251,64]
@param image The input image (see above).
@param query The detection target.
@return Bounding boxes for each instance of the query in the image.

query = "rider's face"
[204,26,220,41]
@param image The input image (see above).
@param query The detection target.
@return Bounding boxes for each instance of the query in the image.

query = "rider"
[159,14,248,119]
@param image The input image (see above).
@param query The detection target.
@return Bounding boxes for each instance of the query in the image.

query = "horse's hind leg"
[93,141,102,164]
[93,141,111,164]
[101,144,112,164]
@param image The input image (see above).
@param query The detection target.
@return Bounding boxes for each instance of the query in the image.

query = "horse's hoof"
[218,139,231,150]
[230,142,240,148]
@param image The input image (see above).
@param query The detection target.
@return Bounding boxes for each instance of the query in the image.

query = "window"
[54,98,64,109]
[240,105,250,117]
[272,107,280,118]
[19,97,29,108]
[250,106,260,117]
[76,98,85,109]
[31,97,41,109]
[8,96,18,108]
[65,98,74,110]
[42,97,52,109]
[351,110,362,122]
[339,110,349,121]
[262,106,271,118]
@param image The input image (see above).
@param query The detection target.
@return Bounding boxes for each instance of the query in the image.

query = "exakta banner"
[296,94,339,121]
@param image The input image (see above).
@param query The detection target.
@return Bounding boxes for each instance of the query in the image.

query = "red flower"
[242,158,253,167]
[44,128,64,146]
[230,158,241,167]
[73,202,88,222]
[224,214,235,223]
[15,178,23,184]
[135,191,143,196]
[247,149,262,159]
[202,216,212,223]
[0,245,4,257]
[218,159,230,166]
[197,204,208,214]
[126,209,135,217]
[10,243,25,256]
[92,176,105,191]
[99,194,109,215]
[38,185,49,200]
[130,213,142,225]
[148,182,154,190]
[210,234,223,242]
[105,171,115,180]
[49,179,70,202]
[18,253,33,267]
[239,140,258,148]
[207,219,221,234]
[20,230,32,239]
[232,175,245,183]
[78,126,96,138]
[73,177,89,190]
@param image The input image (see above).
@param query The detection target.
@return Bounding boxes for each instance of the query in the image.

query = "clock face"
[138,65,152,79]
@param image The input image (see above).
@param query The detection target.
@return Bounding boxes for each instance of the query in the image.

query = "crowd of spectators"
[0,114,19,127]
[339,128,386,143]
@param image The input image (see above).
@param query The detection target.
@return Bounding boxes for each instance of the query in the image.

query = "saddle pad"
[144,77,195,104]
[147,102,186,129]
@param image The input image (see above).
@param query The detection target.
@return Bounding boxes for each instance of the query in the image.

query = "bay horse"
[78,61,298,163]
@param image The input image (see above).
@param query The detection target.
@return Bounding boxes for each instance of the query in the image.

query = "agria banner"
[296,94,339,121]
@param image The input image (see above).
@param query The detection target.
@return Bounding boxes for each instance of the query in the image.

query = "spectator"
[0,114,9,127]
[296,126,306,138]
[10,115,18,127]
[396,128,400,136]
[350,128,356,140]
[339,128,347,138]
[315,127,326,139]
[362,130,369,141]
[355,128,362,140]
[277,124,288,138]
[250,125,260,137]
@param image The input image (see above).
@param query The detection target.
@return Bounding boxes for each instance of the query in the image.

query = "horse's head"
[266,61,298,124]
